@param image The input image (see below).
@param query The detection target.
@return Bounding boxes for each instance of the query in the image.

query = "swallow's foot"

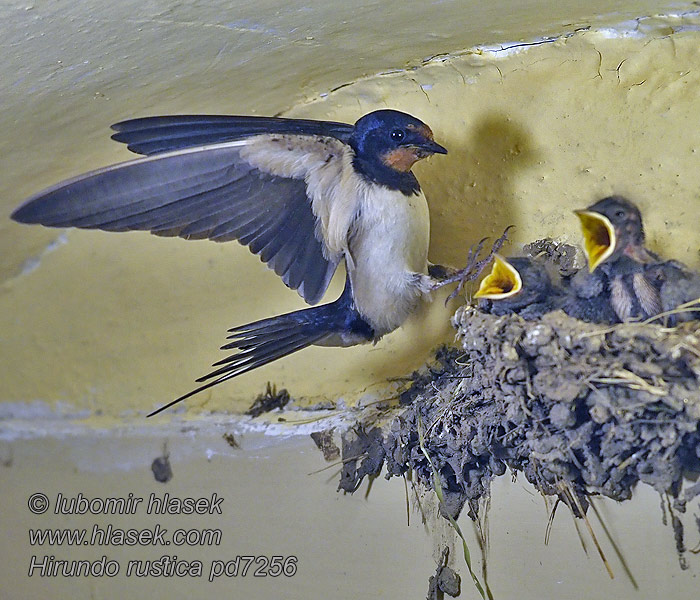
[427,263,459,280]
[434,225,514,302]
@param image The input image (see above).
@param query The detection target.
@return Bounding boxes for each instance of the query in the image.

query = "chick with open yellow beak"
[474,255,559,320]
[574,196,661,322]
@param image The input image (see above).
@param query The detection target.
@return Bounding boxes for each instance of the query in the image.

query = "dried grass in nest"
[337,307,700,571]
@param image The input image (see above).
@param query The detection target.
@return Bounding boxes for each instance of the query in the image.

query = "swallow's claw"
[437,225,514,304]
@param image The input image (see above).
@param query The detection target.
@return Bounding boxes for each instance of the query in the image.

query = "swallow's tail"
[147,277,374,417]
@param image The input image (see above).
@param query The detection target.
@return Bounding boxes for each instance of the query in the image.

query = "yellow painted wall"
[2,5,700,597]
[2,7,699,418]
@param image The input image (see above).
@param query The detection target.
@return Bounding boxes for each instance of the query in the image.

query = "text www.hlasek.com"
[26,492,297,581]
[29,524,222,547]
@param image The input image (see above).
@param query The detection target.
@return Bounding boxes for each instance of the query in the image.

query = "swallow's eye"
[615,210,626,218]
[390,129,405,141]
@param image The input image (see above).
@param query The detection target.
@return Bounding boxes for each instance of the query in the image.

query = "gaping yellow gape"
[575,210,616,272]
[474,255,523,300]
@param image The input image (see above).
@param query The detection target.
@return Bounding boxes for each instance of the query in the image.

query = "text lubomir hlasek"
[52,493,223,515]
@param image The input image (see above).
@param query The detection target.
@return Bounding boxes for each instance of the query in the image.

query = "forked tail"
[147,276,374,416]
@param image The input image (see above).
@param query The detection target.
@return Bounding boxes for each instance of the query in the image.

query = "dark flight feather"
[111,115,355,156]
[12,143,339,304]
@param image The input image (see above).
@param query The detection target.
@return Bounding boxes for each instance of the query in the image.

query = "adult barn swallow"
[12,110,448,415]
[473,255,559,319]
[573,196,662,323]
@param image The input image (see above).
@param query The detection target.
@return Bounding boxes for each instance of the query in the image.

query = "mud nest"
[337,308,700,564]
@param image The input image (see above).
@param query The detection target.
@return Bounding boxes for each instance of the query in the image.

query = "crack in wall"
[303,9,700,111]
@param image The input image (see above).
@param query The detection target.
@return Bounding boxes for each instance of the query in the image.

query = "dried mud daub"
[337,308,700,566]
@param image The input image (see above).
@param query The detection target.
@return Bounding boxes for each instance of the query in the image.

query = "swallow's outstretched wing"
[110,115,354,155]
[12,117,357,304]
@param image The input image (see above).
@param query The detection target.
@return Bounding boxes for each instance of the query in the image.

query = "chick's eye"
[615,210,626,218]
[390,129,405,141]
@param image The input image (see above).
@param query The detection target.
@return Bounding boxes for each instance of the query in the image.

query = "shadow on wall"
[425,111,543,268]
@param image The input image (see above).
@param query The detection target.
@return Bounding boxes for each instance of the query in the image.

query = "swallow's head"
[350,110,447,175]
[575,195,645,272]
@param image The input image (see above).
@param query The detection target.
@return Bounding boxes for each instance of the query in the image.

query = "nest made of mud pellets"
[337,307,700,567]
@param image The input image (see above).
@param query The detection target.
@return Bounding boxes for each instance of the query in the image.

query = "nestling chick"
[644,260,700,325]
[474,255,560,320]
[572,196,662,323]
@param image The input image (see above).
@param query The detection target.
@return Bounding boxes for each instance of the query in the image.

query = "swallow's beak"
[414,139,448,156]
[474,255,522,299]
[575,209,616,272]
